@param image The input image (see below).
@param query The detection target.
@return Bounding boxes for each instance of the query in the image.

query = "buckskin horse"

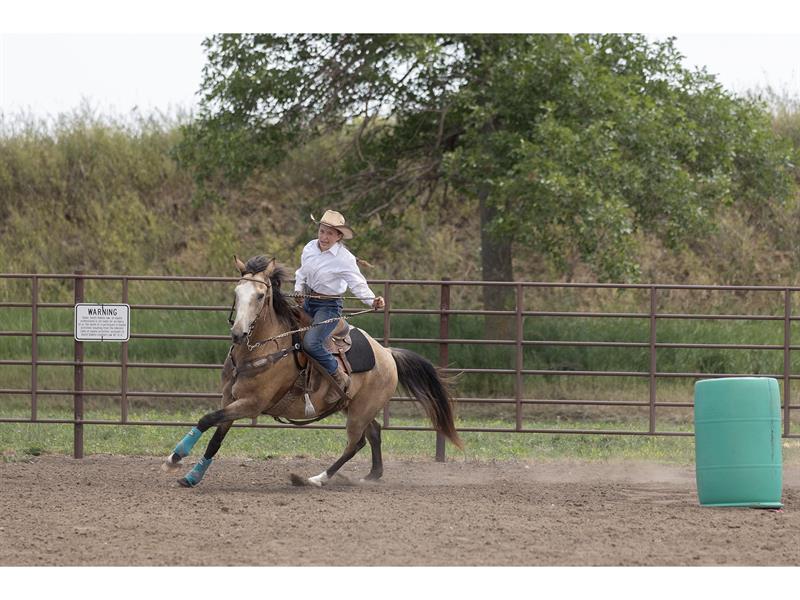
[163,255,463,487]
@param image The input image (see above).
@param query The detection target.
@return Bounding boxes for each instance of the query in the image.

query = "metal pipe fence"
[1,272,799,460]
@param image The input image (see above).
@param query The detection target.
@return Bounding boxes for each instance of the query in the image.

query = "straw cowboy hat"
[311,210,354,240]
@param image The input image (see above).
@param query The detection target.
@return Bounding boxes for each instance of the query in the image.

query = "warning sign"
[74,304,130,342]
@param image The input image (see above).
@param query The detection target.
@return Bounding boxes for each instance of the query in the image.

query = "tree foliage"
[177,34,796,283]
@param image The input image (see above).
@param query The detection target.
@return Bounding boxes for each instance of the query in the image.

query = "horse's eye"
[257,293,265,301]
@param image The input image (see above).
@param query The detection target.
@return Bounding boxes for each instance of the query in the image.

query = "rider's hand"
[372,296,385,310]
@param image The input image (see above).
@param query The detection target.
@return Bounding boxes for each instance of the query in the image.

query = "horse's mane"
[243,255,307,329]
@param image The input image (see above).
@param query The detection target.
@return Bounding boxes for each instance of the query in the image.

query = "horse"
[162,254,463,487]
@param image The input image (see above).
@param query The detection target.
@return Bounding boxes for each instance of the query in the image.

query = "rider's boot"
[323,366,350,404]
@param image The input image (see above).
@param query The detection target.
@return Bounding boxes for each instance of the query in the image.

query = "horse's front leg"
[162,398,256,486]
[174,421,234,488]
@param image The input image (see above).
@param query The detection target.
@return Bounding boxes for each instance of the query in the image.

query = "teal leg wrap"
[182,457,213,487]
[172,426,202,458]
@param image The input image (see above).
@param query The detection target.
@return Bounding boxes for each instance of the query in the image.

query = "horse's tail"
[390,348,463,450]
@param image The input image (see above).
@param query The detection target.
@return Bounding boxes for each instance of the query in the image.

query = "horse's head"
[230,255,277,345]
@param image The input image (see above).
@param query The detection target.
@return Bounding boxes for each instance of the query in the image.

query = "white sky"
[2,1,800,118]
[0,34,207,118]
[670,34,800,96]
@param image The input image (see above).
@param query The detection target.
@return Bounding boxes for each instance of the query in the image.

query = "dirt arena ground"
[1,454,798,566]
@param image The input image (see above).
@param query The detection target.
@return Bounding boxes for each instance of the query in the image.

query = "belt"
[304,286,340,300]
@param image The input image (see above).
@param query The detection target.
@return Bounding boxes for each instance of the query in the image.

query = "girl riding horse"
[294,210,384,403]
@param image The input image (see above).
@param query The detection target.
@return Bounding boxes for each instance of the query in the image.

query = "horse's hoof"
[161,453,181,472]
[177,477,195,488]
[308,472,330,487]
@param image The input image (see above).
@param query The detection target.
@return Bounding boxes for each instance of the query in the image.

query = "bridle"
[228,275,274,351]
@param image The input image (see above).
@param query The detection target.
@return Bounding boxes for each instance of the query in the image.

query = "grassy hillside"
[2,99,800,289]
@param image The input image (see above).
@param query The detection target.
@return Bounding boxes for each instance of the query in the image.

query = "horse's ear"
[234,255,247,275]
[265,257,277,274]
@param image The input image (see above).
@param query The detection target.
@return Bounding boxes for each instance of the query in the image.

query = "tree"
[177,34,795,306]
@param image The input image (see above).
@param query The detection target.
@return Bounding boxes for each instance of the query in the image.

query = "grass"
[0,411,699,464]
[6,414,800,465]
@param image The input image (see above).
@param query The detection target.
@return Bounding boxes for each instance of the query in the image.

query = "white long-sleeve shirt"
[294,240,376,306]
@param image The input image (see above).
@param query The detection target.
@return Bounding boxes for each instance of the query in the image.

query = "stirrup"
[323,370,349,404]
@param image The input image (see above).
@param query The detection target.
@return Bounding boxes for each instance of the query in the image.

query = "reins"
[284,291,365,301]
[244,306,376,351]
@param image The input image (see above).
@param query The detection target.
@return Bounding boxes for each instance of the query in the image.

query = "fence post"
[436,278,450,462]
[73,271,84,459]
[515,284,523,431]
[31,275,38,421]
[121,277,129,423]
[382,282,391,428]
[649,286,657,434]
[784,288,791,437]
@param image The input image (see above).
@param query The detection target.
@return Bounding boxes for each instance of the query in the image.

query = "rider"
[295,210,385,402]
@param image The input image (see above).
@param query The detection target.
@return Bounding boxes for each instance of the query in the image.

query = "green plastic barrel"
[694,377,783,508]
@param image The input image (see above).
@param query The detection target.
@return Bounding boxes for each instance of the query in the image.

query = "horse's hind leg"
[308,421,368,487]
[362,419,383,481]
[177,421,233,488]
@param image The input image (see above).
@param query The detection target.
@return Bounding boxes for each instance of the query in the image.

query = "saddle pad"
[345,328,376,373]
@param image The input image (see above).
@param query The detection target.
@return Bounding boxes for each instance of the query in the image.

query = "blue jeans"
[302,298,343,374]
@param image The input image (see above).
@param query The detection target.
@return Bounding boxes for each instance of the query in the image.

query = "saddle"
[327,321,376,374]
[324,319,355,373]
[295,322,376,416]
